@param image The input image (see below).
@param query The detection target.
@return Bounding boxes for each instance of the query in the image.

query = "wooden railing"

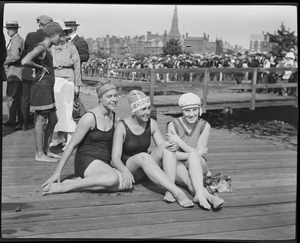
[111,67,298,111]
[82,67,298,111]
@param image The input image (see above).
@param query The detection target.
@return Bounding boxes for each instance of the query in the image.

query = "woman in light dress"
[50,20,82,150]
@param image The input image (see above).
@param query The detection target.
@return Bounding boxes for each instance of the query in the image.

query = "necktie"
[6,39,11,49]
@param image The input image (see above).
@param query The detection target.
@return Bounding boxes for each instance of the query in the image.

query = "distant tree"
[95,50,110,59]
[162,38,183,56]
[134,53,150,61]
[268,23,297,57]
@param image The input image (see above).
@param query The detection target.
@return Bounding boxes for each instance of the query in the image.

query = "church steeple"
[168,5,181,39]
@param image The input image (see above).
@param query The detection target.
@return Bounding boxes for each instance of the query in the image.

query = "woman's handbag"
[73,93,86,120]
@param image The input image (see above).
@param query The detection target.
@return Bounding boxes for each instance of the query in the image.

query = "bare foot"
[163,191,176,203]
[193,193,211,210]
[174,191,194,208]
[47,151,61,159]
[43,182,69,195]
[203,188,224,209]
[208,195,224,209]
[35,154,58,163]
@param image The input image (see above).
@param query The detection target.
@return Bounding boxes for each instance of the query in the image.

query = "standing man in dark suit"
[64,19,89,95]
[18,15,53,131]
[3,20,24,127]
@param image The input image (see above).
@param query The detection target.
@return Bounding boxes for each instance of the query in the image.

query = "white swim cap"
[178,93,201,110]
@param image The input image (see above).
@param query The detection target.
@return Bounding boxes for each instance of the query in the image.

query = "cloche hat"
[178,93,201,110]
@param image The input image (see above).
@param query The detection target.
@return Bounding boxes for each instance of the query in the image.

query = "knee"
[36,116,47,126]
[99,171,119,187]
[188,151,201,161]
[135,152,153,166]
[187,151,203,166]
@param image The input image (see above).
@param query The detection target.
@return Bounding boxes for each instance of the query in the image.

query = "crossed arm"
[166,121,211,160]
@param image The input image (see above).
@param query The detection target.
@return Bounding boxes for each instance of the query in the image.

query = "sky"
[2,3,298,49]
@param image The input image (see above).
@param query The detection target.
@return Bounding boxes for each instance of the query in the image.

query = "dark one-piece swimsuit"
[74,111,115,178]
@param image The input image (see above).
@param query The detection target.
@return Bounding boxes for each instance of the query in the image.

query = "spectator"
[3,20,24,128]
[50,20,82,151]
[21,22,64,163]
[64,19,89,79]
[19,15,53,131]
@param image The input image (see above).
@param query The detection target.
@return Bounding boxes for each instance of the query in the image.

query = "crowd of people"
[2,14,297,211]
[83,49,298,96]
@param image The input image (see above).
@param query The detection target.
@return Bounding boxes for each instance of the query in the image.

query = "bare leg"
[183,152,224,209]
[151,144,176,203]
[126,153,194,208]
[35,113,57,163]
[45,111,61,159]
[44,111,58,154]
[43,160,120,195]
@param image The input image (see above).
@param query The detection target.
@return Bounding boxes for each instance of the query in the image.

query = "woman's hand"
[42,170,61,188]
[197,147,208,157]
[121,167,135,189]
[166,131,181,144]
[38,66,49,82]
[164,140,179,152]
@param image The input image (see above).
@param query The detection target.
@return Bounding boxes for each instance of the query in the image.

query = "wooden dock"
[1,91,297,240]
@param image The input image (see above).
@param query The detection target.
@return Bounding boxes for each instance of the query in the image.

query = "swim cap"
[96,80,116,98]
[178,93,201,110]
[127,90,151,113]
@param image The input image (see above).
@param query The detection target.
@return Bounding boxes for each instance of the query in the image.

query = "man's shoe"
[22,125,28,131]
[15,124,23,130]
[50,137,66,147]
[3,120,17,126]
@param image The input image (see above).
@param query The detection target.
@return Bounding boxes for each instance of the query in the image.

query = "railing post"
[150,69,155,107]
[150,69,157,120]
[250,68,257,110]
[118,72,122,96]
[202,68,209,113]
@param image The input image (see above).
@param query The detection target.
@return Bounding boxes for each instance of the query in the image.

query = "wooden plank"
[169,225,295,240]
[15,212,295,239]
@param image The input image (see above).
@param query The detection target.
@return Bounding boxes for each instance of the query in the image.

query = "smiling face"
[182,106,200,124]
[99,88,118,110]
[134,104,151,122]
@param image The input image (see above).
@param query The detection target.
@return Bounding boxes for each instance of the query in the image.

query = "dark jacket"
[21,29,44,81]
[2,32,7,81]
[72,35,89,64]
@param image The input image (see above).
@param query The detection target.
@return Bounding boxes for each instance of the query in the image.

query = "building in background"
[250,31,272,53]
[86,5,245,58]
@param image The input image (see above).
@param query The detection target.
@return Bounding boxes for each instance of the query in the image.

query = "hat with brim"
[4,20,21,28]
[285,52,295,60]
[64,19,80,27]
[55,19,72,31]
